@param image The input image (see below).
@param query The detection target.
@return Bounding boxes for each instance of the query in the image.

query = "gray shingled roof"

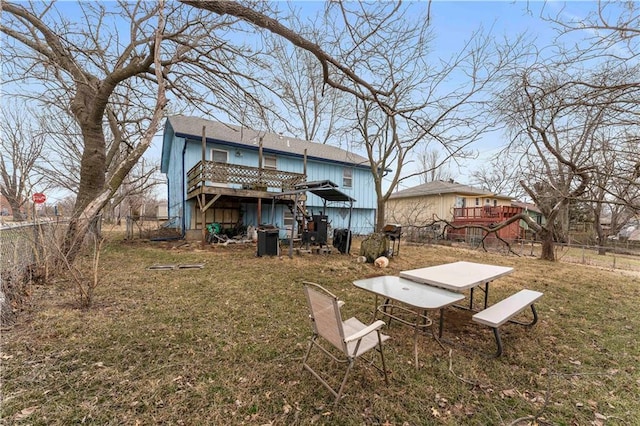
[389,180,497,199]
[166,115,369,167]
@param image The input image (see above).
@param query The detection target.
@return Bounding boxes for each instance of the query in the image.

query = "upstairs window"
[343,168,353,188]
[264,155,277,170]
[211,149,228,163]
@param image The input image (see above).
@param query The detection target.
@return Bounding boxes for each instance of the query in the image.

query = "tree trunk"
[376,197,387,232]
[61,116,107,265]
[59,190,112,268]
[7,197,24,221]
[540,229,556,261]
[74,121,107,214]
[593,211,607,255]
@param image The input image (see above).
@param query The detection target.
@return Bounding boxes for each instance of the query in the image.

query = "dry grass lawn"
[1,235,639,425]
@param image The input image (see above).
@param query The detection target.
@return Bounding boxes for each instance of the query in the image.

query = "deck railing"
[453,206,523,221]
[187,160,306,193]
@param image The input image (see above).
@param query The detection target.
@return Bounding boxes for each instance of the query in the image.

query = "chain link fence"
[1,221,68,325]
[402,224,640,275]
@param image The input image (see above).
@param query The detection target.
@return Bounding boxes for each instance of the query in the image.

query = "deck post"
[201,126,207,245]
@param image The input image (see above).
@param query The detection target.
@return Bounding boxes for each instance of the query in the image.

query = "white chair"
[302,282,389,406]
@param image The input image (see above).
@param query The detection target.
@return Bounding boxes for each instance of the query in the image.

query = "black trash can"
[257,229,279,256]
[332,228,352,254]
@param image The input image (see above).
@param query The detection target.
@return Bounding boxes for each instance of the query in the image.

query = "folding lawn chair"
[301,282,389,406]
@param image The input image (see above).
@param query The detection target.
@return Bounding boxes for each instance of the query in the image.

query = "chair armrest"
[344,320,386,343]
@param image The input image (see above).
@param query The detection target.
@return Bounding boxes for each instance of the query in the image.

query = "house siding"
[162,117,377,237]
[386,184,522,242]
[387,193,512,225]
[163,125,187,231]
[387,193,459,224]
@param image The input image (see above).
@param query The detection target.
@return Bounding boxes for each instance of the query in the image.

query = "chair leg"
[334,359,355,407]
[303,337,342,400]
[302,334,316,368]
[304,333,389,406]
[377,331,389,385]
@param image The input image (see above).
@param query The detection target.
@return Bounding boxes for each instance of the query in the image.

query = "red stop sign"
[32,193,46,204]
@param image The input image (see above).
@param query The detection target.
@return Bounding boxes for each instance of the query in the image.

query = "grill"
[302,215,328,246]
[382,224,402,257]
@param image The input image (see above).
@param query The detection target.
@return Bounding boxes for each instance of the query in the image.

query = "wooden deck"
[453,206,522,221]
[449,206,524,242]
[186,160,306,200]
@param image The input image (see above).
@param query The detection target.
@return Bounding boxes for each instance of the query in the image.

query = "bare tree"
[417,149,453,184]
[0,1,266,263]
[179,0,393,109]
[335,2,526,231]
[180,1,525,232]
[495,2,640,259]
[549,0,640,212]
[3,0,404,265]
[470,154,527,199]
[0,103,46,220]
[495,61,638,260]
[258,10,352,145]
[545,1,639,65]
[587,131,640,251]
[35,101,162,222]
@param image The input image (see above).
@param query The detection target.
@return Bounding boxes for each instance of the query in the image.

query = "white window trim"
[264,155,277,170]
[343,168,353,188]
[211,148,228,163]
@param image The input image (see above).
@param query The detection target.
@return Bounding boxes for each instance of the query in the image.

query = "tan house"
[386,180,522,241]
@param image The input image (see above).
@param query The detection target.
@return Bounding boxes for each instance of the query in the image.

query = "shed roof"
[166,115,369,167]
[276,180,356,203]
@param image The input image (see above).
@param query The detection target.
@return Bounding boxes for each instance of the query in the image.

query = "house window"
[475,198,480,206]
[211,149,228,163]
[264,155,277,170]
[455,197,466,208]
[343,168,353,188]
[493,199,497,207]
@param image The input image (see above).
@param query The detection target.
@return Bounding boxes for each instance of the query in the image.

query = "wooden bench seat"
[472,289,543,357]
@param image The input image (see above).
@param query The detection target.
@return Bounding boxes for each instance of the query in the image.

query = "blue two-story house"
[160,115,377,240]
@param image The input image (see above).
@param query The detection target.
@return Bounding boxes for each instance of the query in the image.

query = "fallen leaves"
[13,406,37,420]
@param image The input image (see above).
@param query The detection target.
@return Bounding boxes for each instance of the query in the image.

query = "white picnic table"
[399,261,514,311]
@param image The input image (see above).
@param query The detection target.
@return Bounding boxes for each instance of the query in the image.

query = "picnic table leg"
[483,282,489,309]
[491,327,504,357]
[438,308,445,339]
[373,295,381,322]
[381,297,395,326]
[507,303,539,326]
[485,303,540,357]
[413,312,420,369]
